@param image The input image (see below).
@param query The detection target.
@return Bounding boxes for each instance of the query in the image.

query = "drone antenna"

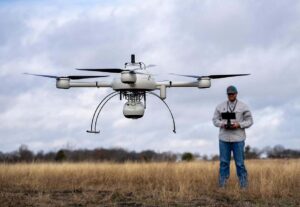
[131,54,135,64]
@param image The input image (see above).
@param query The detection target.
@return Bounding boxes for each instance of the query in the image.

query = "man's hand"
[221,122,240,129]
[232,122,240,129]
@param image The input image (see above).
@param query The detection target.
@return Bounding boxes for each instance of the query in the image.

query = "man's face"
[227,93,237,102]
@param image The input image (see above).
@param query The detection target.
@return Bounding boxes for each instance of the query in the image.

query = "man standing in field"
[212,86,253,188]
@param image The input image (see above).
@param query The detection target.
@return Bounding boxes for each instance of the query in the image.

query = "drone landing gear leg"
[87,91,120,134]
[147,92,177,133]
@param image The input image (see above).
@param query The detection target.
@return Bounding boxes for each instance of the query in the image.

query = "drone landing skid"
[87,91,176,134]
[86,130,100,134]
[147,91,177,134]
[87,91,120,134]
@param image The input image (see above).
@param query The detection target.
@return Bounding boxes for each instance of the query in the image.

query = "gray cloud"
[0,0,299,154]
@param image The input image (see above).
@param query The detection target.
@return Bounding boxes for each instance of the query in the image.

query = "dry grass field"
[0,159,299,206]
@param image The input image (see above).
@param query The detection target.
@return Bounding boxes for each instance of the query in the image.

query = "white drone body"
[25,54,249,133]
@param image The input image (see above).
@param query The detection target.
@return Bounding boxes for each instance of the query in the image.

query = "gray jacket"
[212,100,253,142]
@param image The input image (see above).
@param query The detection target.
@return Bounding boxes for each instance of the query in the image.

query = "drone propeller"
[146,64,157,68]
[131,64,157,70]
[24,73,109,80]
[170,73,250,80]
[76,68,126,73]
[76,68,153,75]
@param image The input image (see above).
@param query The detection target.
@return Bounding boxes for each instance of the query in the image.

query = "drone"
[25,54,249,134]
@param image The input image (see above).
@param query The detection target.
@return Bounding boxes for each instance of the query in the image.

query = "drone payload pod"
[24,54,249,134]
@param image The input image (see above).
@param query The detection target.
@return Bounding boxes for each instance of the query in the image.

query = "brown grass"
[0,159,299,206]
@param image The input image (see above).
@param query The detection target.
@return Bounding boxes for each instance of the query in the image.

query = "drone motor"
[121,71,137,84]
[56,78,70,89]
[198,78,211,88]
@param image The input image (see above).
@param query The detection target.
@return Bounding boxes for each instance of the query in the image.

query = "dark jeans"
[219,140,248,188]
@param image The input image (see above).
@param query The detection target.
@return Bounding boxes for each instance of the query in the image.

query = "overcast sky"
[0,0,299,155]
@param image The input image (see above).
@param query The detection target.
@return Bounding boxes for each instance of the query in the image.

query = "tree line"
[0,144,299,163]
